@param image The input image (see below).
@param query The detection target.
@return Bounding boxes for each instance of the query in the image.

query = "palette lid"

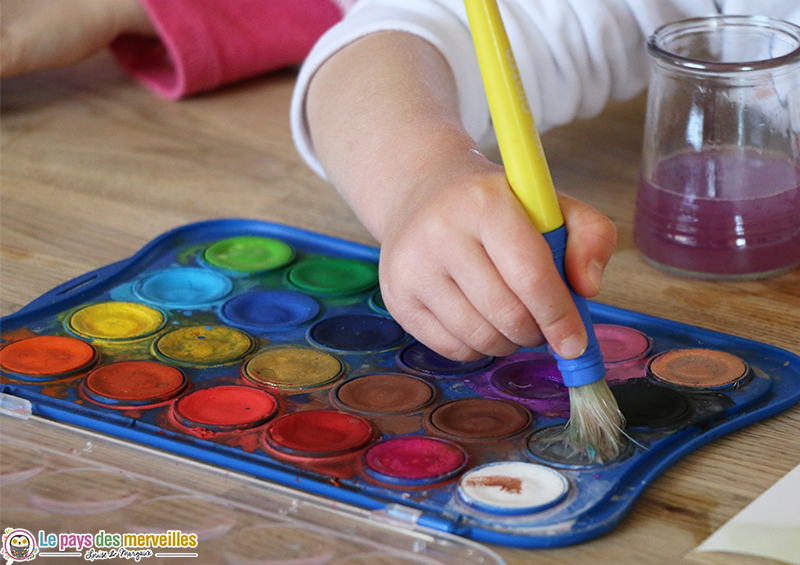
[0,407,505,565]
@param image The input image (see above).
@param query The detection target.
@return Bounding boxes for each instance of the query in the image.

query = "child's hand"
[1,0,154,78]
[375,150,616,361]
[306,31,616,361]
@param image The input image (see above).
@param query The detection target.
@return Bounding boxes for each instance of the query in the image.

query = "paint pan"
[203,235,295,273]
[0,336,98,381]
[488,353,569,412]
[67,301,166,341]
[217,524,335,565]
[26,468,139,514]
[369,290,388,314]
[286,257,379,296]
[0,443,47,486]
[362,436,468,487]
[333,373,436,415]
[308,314,407,353]
[265,410,373,457]
[648,348,750,389]
[545,324,652,384]
[134,267,233,308]
[82,361,187,408]
[242,347,343,390]
[124,495,237,541]
[397,342,495,378]
[172,385,278,432]
[526,425,633,468]
[595,324,652,365]
[458,461,569,516]
[154,325,253,366]
[612,380,692,429]
[425,398,531,442]
[221,290,320,331]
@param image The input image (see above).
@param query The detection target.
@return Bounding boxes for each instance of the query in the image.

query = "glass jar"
[634,15,800,279]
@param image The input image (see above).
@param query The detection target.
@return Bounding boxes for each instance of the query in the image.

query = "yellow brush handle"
[464,0,563,233]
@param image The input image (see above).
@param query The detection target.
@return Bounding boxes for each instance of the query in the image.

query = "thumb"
[558,193,617,298]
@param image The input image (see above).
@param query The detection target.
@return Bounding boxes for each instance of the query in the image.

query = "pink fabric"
[110,0,343,99]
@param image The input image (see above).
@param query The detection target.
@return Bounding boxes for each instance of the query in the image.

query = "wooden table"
[2,52,798,565]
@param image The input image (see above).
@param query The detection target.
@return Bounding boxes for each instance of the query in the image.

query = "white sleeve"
[290,0,800,179]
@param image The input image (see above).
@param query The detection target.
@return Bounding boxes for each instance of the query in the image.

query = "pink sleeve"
[109,0,343,99]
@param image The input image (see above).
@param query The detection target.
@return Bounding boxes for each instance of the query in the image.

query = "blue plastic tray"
[2,219,799,548]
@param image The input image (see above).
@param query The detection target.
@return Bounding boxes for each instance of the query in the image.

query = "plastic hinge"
[0,392,32,420]
[371,504,423,527]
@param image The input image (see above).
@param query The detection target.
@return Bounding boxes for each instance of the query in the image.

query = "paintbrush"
[463,0,625,461]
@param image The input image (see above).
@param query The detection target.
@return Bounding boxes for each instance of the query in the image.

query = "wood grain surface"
[2,52,798,565]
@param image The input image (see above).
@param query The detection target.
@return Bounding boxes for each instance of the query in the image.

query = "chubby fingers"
[383,268,523,362]
[479,192,588,360]
[379,188,604,362]
[382,215,587,362]
[378,220,531,362]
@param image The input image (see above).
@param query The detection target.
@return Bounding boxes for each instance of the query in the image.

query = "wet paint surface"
[527,424,633,468]
[334,373,434,414]
[649,348,749,388]
[467,352,572,416]
[309,314,406,353]
[221,290,319,330]
[173,385,278,429]
[363,436,467,481]
[287,257,378,296]
[427,398,531,441]
[489,356,569,406]
[243,348,342,389]
[0,336,96,377]
[83,360,186,406]
[68,301,165,341]
[155,325,252,366]
[595,324,652,364]
[203,236,295,273]
[397,342,495,377]
[135,268,233,308]
[458,462,569,514]
[612,380,691,429]
[266,410,373,456]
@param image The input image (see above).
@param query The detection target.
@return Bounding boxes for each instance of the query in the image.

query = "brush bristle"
[561,379,625,464]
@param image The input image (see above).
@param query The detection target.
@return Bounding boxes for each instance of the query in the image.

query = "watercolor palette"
[2,219,800,549]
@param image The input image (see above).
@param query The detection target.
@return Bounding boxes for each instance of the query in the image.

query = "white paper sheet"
[695,463,800,564]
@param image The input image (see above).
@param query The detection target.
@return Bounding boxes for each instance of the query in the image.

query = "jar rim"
[648,15,800,73]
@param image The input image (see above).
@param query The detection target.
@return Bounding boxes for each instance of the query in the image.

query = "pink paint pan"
[362,435,468,487]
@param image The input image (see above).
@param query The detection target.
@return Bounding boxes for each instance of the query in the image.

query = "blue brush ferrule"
[543,226,606,388]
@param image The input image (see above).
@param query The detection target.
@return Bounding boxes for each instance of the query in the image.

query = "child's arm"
[306,31,616,361]
[110,0,344,99]
[1,0,344,100]
[0,0,154,78]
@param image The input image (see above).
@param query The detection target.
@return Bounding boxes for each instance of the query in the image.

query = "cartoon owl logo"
[1,528,37,563]
[9,534,30,559]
